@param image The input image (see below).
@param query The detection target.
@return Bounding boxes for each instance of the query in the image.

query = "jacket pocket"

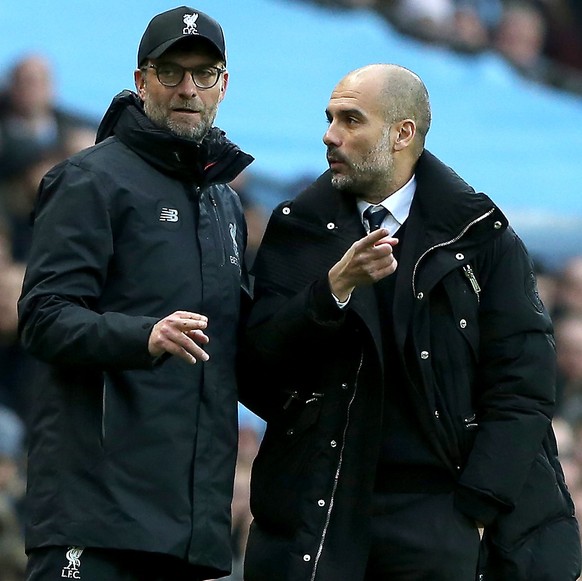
[490,453,573,551]
[250,395,324,535]
[485,515,581,581]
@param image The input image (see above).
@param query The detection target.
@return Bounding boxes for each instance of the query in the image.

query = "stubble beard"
[330,129,394,197]
[143,95,218,142]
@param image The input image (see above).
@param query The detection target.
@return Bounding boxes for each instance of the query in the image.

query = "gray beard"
[330,130,394,196]
[143,99,217,142]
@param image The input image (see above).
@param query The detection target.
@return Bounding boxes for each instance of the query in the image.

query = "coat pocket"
[490,453,573,551]
[485,516,581,581]
[249,395,324,535]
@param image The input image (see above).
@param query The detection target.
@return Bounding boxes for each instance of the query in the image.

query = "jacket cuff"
[454,486,504,526]
[307,278,347,326]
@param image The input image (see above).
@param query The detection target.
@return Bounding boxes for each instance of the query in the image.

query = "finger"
[362,228,391,245]
[172,311,208,328]
[168,333,210,364]
[374,236,399,247]
[173,311,208,322]
[178,317,209,331]
[185,329,210,344]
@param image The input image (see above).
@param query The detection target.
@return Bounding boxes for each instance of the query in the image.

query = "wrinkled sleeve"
[18,161,158,369]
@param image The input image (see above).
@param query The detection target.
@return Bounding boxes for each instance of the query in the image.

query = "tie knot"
[363,205,389,232]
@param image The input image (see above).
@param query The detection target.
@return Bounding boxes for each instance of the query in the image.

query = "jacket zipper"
[311,350,364,580]
[101,380,107,442]
[209,193,227,266]
[462,264,481,303]
[411,208,495,298]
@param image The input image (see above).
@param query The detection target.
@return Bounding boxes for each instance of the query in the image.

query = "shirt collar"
[357,174,416,229]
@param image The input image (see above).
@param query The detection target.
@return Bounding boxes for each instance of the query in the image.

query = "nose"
[323,123,340,147]
[176,73,199,98]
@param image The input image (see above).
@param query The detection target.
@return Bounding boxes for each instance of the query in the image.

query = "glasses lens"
[154,64,222,88]
[156,64,184,87]
[192,67,220,88]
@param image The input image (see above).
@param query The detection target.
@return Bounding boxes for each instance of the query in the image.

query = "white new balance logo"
[159,208,179,222]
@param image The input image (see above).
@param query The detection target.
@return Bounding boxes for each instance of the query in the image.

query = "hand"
[328,228,398,301]
[148,311,210,365]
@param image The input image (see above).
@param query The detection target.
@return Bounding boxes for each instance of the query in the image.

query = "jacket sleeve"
[17,160,159,369]
[455,228,557,525]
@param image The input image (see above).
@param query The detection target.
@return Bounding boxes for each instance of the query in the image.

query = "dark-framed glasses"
[145,63,225,89]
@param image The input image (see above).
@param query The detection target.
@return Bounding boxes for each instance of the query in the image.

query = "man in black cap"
[18,6,253,581]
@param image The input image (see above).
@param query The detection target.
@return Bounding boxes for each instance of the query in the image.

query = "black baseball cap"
[137,6,226,67]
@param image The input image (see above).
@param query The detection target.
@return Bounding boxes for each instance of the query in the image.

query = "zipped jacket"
[18,91,253,578]
[239,150,581,581]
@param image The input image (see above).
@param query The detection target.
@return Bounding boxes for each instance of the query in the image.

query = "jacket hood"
[95,90,253,184]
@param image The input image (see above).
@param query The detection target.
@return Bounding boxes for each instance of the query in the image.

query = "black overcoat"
[239,151,581,581]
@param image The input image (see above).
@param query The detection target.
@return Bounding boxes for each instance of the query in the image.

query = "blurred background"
[0,1,581,579]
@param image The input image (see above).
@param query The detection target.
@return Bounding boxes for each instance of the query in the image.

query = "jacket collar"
[95,90,253,185]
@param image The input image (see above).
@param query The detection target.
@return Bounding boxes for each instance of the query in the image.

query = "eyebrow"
[326,107,365,119]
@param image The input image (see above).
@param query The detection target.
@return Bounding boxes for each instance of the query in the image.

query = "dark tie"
[363,205,389,232]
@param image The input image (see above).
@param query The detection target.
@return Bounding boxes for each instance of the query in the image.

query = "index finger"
[361,228,391,246]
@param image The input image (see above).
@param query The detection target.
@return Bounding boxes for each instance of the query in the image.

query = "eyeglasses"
[145,63,226,89]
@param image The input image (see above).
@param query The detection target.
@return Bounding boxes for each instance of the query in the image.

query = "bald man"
[239,64,581,581]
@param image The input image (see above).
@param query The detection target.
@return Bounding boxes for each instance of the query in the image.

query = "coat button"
[455,253,464,260]
[303,554,311,562]
[282,207,291,215]
[326,222,335,230]
[434,409,440,419]
[341,382,348,390]
[330,440,337,447]
[420,350,429,359]
[459,319,467,328]
[286,429,294,436]
[493,221,502,229]
[416,292,424,300]
[317,499,326,507]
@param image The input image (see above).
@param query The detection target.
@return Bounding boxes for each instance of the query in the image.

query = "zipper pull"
[283,390,300,410]
[462,264,481,299]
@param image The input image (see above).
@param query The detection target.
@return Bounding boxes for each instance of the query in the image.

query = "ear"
[393,119,416,151]
[134,68,146,100]
[218,70,229,103]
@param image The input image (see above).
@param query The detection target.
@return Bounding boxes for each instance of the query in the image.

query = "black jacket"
[18,91,253,578]
[239,151,581,581]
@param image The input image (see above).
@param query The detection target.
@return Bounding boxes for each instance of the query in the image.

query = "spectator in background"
[541,0,582,77]
[0,222,29,420]
[388,0,457,43]
[532,255,559,316]
[554,256,582,318]
[452,0,503,53]
[0,404,26,581]
[489,0,582,93]
[0,53,97,178]
[0,55,96,426]
[229,170,269,273]
[492,1,552,80]
[554,314,582,425]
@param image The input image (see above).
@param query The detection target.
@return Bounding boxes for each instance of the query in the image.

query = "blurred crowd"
[296,0,582,95]
[1,0,582,574]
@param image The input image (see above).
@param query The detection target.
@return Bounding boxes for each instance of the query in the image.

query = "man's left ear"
[394,119,415,151]
[218,71,229,101]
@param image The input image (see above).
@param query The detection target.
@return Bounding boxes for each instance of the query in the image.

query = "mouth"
[327,156,345,170]
[172,108,200,115]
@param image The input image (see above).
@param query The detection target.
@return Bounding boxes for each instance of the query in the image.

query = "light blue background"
[1,0,581,263]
